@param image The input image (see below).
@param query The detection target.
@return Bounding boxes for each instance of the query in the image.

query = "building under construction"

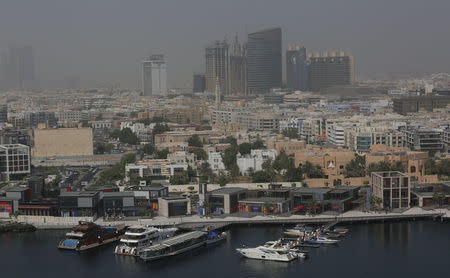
[205,40,229,94]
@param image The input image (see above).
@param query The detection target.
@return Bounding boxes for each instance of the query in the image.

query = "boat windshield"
[125,242,138,247]
[125,234,146,240]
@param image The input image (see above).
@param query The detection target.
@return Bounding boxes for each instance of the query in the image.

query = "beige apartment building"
[32,127,93,157]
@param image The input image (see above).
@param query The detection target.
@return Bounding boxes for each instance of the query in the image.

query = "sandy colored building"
[32,127,93,157]
[268,136,306,156]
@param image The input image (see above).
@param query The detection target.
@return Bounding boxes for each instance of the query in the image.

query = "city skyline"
[1,0,450,89]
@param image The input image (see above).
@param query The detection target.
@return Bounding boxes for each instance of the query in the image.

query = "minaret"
[215,76,221,109]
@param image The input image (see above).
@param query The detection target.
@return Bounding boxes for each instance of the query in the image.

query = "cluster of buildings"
[0,45,35,90]
[194,27,354,95]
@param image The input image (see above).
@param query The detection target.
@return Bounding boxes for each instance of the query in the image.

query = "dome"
[276,134,285,140]
[236,100,245,107]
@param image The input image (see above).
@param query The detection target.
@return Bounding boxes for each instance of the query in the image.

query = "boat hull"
[236,248,296,262]
[140,241,206,261]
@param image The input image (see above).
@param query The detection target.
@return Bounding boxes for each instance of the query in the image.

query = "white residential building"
[237,149,277,175]
[207,152,225,172]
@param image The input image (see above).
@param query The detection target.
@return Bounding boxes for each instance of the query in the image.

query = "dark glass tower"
[286,45,309,91]
[247,28,282,94]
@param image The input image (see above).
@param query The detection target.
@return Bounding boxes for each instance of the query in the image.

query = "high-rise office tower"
[205,40,229,94]
[142,54,167,97]
[0,104,7,123]
[228,36,247,95]
[193,73,206,93]
[308,51,354,91]
[247,28,282,94]
[0,45,35,89]
[286,45,309,91]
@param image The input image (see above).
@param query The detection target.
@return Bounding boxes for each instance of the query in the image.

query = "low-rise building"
[102,192,137,217]
[207,152,226,172]
[0,144,31,181]
[402,126,444,153]
[58,191,100,217]
[237,149,277,174]
[371,171,410,210]
[158,196,191,217]
[206,187,247,214]
[410,182,450,207]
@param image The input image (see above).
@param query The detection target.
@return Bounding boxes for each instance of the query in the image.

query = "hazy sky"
[1,0,449,88]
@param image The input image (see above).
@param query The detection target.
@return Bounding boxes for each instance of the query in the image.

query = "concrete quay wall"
[16,215,94,229]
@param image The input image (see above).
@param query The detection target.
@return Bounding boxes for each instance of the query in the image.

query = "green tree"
[252,170,271,183]
[199,162,213,183]
[170,171,190,185]
[187,134,203,147]
[238,142,252,155]
[272,150,294,172]
[187,165,197,179]
[345,154,366,177]
[222,144,238,170]
[142,143,155,155]
[437,159,450,177]
[251,139,265,149]
[229,164,240,182]
[192,148,207,161]
[284,166,303,182]
[120,153,137,170]
[112,128,139,145]
[282,127,299,139]
[218,175,228,187]
[155,149,169,159]
[152,123,170,137]
[301,162,325,178]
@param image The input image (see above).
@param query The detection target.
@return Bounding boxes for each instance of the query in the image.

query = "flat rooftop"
[59,191,98,197]
[209,187,247,195]
[103,192,134,198]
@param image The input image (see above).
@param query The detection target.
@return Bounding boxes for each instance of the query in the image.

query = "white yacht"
[114,225,177,256]
[236,241,298,262]
[306,235,339,245]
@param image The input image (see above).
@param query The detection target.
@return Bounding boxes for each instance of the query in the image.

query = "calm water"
[0,221,449,278]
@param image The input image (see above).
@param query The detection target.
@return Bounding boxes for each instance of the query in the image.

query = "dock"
[162,211,445,229]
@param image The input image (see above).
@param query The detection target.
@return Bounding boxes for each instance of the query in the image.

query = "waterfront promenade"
[7,207,448,230]
[2,207,448,230]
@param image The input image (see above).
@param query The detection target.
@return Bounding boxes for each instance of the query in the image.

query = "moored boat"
[140,231,207,261]
[114,225,178,256]
[307,235,339,245]
[236,241,298,262]
[58,221,126,251]
[206,231,227,246]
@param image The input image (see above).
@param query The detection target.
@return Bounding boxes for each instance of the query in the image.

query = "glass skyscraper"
[247,28,282,94]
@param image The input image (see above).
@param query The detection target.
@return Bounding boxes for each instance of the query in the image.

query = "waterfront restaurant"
[58,191,100,217]
[207,187,247,214]
[238,197,290,214]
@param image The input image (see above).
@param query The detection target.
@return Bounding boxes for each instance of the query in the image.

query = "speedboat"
[114,225,178,256]
[307,235,339,245]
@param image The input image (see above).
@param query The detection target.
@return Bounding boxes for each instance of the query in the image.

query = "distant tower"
[215,76,221,109]
[205,40,229,94]
[247,28,282,94]
[142,54,167,97]
[286,45,309,91]
[229,35,247,95]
